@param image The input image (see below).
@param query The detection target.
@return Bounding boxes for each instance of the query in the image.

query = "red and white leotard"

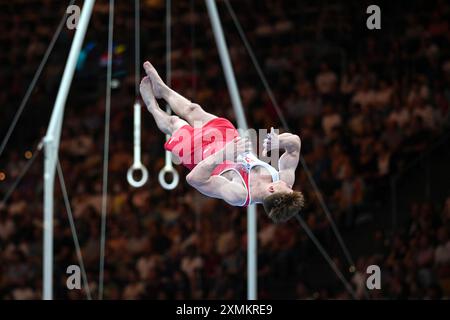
[164,117,280,206]
[211,152,280,207]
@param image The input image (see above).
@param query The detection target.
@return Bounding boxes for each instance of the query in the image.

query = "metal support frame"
[42,0,95,300]
[205,0,257,300]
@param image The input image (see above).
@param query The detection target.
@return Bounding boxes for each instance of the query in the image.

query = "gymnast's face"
[268,180,292,194]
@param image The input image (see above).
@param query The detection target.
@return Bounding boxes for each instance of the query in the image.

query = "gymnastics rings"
[127,101,149,188]
[158,149,179,190]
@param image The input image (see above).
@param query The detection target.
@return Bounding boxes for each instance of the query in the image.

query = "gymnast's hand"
[221,137,251,162]
[262,127,280,156]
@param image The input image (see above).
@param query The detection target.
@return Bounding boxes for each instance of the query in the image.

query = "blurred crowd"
[0,0,449,299]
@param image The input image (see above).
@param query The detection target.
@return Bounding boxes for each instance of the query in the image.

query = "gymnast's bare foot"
[143,61,168,99]
[140,76,159,111]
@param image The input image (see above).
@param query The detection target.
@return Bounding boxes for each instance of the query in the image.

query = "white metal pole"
[43,0,95,300]
[247,206,257,300]
[205,0,257,300]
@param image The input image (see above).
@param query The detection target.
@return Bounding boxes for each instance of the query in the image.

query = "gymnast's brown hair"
[262,191,305,223]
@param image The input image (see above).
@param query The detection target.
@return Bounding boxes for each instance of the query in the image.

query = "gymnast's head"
[262,180,304,224]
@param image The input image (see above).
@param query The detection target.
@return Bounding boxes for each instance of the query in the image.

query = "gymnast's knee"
[169,115,181,126]
[187,103,203,115]
[158,115,180,134]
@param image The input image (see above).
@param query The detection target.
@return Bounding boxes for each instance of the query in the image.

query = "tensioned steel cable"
[0,142,43,206]
[0,145,94,300]
[166,0,171,88]
[190,0,198,98]
[56,160,92,300]
[295,215,357,298]
[0,146,93,300]
[135,0,140,96]
[98,0,114,300]
[0,0,76,159]
[223,0,361,297]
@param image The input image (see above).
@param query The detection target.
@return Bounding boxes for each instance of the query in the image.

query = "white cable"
[127,0,149,188]
[56,160,92,300]
[135,0,140,96]
[0,141,43,206]
[98,0,114,300]
[127,102,149,187]
[158,0,179,190]
[0,0,76,159]
[295,215,357,299]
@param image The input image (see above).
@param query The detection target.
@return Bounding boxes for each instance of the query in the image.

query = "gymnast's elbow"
[292,134,301,146]
[186,172,204,187]
[286,134,301,153]
[186,172,196,186]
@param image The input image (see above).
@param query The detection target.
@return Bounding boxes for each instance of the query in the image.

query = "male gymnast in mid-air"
[140,61,304,223]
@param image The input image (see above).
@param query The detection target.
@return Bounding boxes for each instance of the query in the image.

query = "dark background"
[0,0,449,299]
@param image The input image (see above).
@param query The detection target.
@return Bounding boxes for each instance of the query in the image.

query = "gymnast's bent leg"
[140,76,188,135]
[143,61,217,126]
